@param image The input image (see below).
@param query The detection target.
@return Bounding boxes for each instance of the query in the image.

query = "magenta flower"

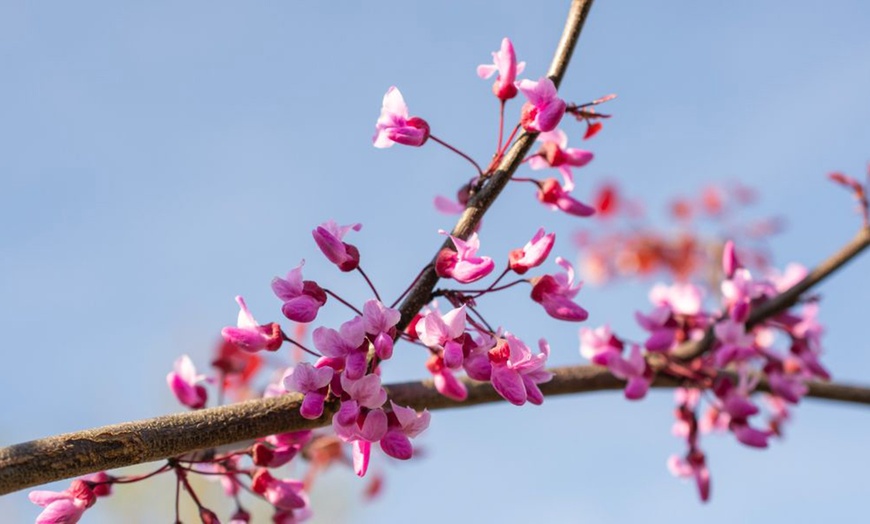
[362,299,401,360]
[579,325,624,366]
[722,239,740,279]
[282,363,334,419]
[530,257,588,321]
[29,480,97,524]
[477,37,526,101]
[312,316,367,379]
[416,305,467,369]
[253,431,312,468]
[435,231,495,284]
[528,129,593,189]
[221,296,283,353]
[166,354,208,409]
[251,470,308,511]
[634,306,677,352]
[509,228,555,275]
[713,319,756,367]
[272,261,327,323]
[537,177,596,217]
[380,401,431,460]
[518,77,566,132]
[607,345,652,400]
[312,220,362,272]
[488,334,553,406]
[373,86,430,148]
[668,452,711,502]
[426,354,468,401]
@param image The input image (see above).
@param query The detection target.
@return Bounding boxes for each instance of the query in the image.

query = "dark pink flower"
[373,87,430,148]
[530,257,588,321]
[509,228,555,275]
[251,470,308,511]
[488,334,553,406]
[380,401,431,460]
[282,363,334,419]
[166,354,208,409]
[528,129,593,188]
[668,452,711,502]
[221,296,283,353]
[426,354,468,401]
[29,480,97,524]
[312,316,367,379]
[537,177,596,217]
[435,232,495,284]
[312,220,362,272]
[272,261,327,323]
[518,77,566,132]
[477,37,525,101]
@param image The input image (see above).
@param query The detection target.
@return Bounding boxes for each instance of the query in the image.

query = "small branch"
[395,0,596,331]
[674,226,870,360]
[1,364,867,496]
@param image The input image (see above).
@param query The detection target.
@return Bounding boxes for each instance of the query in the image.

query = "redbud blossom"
[166,354,208,409]
[380,401,432,460]
[537,177,596,217]
[362,299,401,360]
[518,77,566,132]
[29,480,97,524]
[426,354,468,401]
[312,316,367,379]
[477,37,526,101]
[509,228,555,275]
[530,257,588,322]
[312,220,362,272]
[272,261,327,323]
[668,452,711,502]
[221,296,283,352]
[579,325,624,366]
[373,86,430,148]
[251,470,308,511]
[282,363,334,419]
[488,335,553,406]
[435,231,495,283]
[416,305,467,369]
[528,129,593,189]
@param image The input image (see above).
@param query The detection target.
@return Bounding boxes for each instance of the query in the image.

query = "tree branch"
[2,364,868,496]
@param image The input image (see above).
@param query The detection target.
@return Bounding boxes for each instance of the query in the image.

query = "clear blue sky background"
[2,1,870,522]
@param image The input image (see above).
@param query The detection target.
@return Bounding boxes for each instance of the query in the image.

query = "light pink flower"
[362,299,401,360]
[477,37,526,101]
[488,334,553,406]
[435,231,495,284]
[518,77,566,132]
[29,480,97,524]
[426,354,468,401]
[509,228,555,275]
[166,354,208,409]
[649,283,703,316]
[416,305,467,369]
[221,296,283,353]
[282,363,334,419]
[380,401,432,460]
[579,325,623,366]
[373,86,430,148]
[272,261,327,323]
[536,177,595,217]
[528,129,593,189]
[530,257,588,321]
[312,316,367,379]
[312,220,362,272]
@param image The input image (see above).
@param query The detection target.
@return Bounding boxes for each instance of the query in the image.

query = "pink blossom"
[530,257,588,322]
[721,268,770,322]
[166,354,208,409]
[767,370,808,404]
[536,177,596,217]
[380,401,431,460]
[251,470,308,511]
[435,232,495,284]
[373,86,430,148]
[509,228,555,275]
[272,261,327,323]
[340,372,388,410]
[426,354,468,401]
[282,363,334,419]
[713,319,757,367]
[221,296,283,353]
[362,299,401,360]
[477,37,525,101]
[605,345,652,400]
[29,480,97,524]
[518,77,566,132]
[722,240,740,279]
[579,325,623,366]
[253,431,312,468]
[312,220,362,272]
[488,334,553,406]
[649,283,704,316]
[634,306,677,352]
[528,129,593,189]
[668,452,711,502]
[312,316,367,379]
[416,305,467,369]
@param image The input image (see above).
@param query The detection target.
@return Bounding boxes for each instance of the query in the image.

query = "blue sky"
[2,1,870,522]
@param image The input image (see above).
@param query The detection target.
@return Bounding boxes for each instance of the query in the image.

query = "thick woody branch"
[2,365,868,496]
[674,226,870,360]
[396,0,595,331]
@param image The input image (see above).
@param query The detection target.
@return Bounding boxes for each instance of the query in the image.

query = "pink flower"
[251,470,308,511]
[528,129,593,189]
[530,257,588,321]
[435,231,495,283]
[380,401,431,460]
[509,228,555,275]
[634,306,677,352]
[518,77,566,132]
[253,431,312,468]
[426,354,468,401]
[668,452,711,502]
[537,177,596,217]
[488,334,553,406]
[29,480,97,524]
[282,363,334,419]
[579,325,623,366]
[722,240,740,279]
[362,299,401,360]
[373,86,430,148]
[166,354,208,409]
[272,261,327,323]
[606,345,652,400]
[312,220,362,272]
[221,296,283,353]
[477,37,526,101]
[713,319,756,367]
[416,305,467,369]
[649,283,704,316]
[312,316,367,379]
